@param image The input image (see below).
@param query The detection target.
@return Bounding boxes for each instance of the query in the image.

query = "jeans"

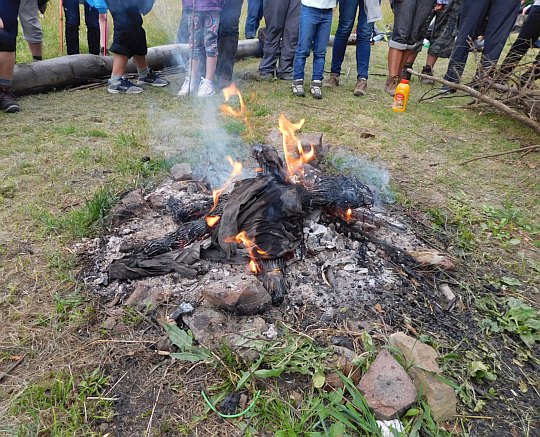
[444,0,520,83]
[293,5,333,81]
[330,0,374,79]
[245,0,263,39]
[63,0,100,55]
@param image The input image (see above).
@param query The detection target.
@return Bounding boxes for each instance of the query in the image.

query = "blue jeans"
[293,5,333,81]
[330,0,374,79]
[245,0,263,39]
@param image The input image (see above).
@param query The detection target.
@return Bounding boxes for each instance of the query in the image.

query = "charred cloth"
[107,144,374,305]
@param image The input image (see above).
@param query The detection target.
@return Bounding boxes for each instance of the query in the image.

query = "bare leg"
[27,42,43,58]
[0,52,16,80]
[205,56,217,81]
[388,47,405,77]
[426,54,438,68]
[405,51,419,66]
[132,55,148,70]
[398,49,415,75]
[99,14,109,51]
[111,53,129,77]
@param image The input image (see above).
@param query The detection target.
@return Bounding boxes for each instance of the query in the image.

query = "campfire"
[85,85,455,325]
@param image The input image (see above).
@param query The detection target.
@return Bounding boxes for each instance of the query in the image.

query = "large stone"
[170,163,193,181]
[110,189,149,227]
[389,332,457,422]
[203,275,271,315]
[411,368,457,422]
[182,306,268,355]
[388,332,440,373]
[357,350,417,420]
[299,132,328,167]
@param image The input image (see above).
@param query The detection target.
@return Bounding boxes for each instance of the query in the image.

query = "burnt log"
[142,218,209,256]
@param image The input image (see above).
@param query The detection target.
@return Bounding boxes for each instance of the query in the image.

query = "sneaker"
[107,77,144,94]
[278,74,293,81]
[401,62,413,80]
[310,80,323,99]
[439,86,456,95]
[197,78,216,97]
[384,75,401,96]
[353,78,367,96]
[292,79,305,97]
[421,65,434,85]
[0,88,21,113]
[137,68,169,87]
[177,77,192,96]
[324,73,340,87]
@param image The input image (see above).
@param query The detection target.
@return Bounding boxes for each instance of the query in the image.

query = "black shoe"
[421,65,434,85]
[0,88,20,113]
[401,62,413,80]
[439,86,456,95]
[278,74,294,81]
[259,71,275,81]
[136,69,169,87]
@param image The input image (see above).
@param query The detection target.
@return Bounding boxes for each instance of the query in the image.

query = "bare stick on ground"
[407,68,540,135]
[460,144,540,165]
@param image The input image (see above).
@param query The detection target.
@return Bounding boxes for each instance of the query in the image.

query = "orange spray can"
[392,79,410,112]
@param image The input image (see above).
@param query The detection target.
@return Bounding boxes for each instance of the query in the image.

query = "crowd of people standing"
[0,0,538,112]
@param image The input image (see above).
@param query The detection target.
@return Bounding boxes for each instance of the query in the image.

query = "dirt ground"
[1,42,539,436]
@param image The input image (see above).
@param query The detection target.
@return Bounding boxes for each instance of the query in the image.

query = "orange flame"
[210,156,243,212]
[278,113,316,179]
[220,83,251,133]
[346,208,353,222]
[225,231,267,274]
[206,215,220,227]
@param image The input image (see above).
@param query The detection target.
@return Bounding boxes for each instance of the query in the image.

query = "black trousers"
[216,0,244,83]
[444,0,520,83]
[499,5,540,83]
[0,0,20,52]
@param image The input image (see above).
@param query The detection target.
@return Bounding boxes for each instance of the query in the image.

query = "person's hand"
[434,3,445,11]
[0,17,4,29]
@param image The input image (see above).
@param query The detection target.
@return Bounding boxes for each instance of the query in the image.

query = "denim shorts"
[390,0,436,50]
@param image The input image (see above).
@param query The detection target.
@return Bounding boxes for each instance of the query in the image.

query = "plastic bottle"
[392,79,410,113]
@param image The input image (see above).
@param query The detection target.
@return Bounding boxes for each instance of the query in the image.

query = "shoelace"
[0,88,17,100]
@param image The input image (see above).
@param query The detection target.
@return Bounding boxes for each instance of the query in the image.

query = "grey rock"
[203,275,271,315]
[170,302,195,320]
[358,349,417,420]
[110,190,148,227]
[171,163,193,181]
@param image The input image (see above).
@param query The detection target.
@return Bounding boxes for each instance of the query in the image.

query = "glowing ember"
[278,113,316,179]
[346,208,353,222]
[206,215,220,227]
[210,156,243,212]
[226,231,267,274]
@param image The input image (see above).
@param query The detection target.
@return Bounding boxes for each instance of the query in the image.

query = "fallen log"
[12,40,262,96]
[407,68,540,136]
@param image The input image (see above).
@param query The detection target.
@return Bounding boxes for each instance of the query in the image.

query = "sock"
[109,75,122,84]
[32,55,43,61]
[137,67,149,79]
[0,77,12,89]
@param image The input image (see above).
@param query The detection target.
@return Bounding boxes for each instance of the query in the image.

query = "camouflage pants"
[416,0,463,58]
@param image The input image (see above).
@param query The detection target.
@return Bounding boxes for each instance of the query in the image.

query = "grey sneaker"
[310,80,323,99]
[107,77,144,94]
[353,78,367,96]
[324,73,339,87]
[292,79,305,97]
[197,78,216,97]
[137,68,169,87]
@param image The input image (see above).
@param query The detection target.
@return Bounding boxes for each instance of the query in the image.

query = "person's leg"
[0,0,21,112]
[63,0,80,55]
[402,0,435,75]
[388,0,415,83]
[19,0,43,60]
[293,5,317,81]
[177,7,190,43]
[245,0,262,39]
[475,0,520,80]
[312,8,332,81]
[329,0,358,77]
[278,0,301,78]
[355,0,374,80]
[99,13,109,54]
[216,0,243,86]
[203,12,220,81]
[427,0,462,60]
[260,0,289,75]
[499,6,540,78]
[443,0,490,84]
[84,2,100,55]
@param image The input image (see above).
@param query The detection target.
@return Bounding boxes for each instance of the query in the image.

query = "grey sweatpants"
[390,0,436,51]
[19,0,43,44]
[259,0,301,77]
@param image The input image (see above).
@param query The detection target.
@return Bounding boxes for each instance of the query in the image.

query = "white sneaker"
[177,77,191,96]
[197,78,216,97]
